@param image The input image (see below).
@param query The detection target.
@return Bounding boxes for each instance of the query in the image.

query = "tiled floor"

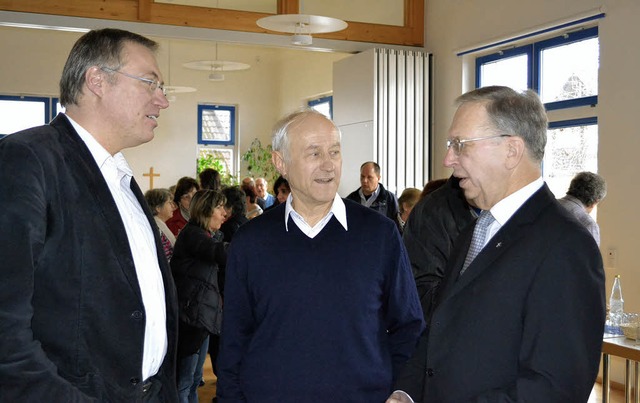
[198,356,627,402]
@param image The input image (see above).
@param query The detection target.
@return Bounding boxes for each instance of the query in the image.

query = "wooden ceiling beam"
[0,0,424,47]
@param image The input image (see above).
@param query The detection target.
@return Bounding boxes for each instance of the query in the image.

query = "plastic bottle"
[607,275,624,335]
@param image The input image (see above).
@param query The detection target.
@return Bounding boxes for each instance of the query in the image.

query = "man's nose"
[443,147,457,168]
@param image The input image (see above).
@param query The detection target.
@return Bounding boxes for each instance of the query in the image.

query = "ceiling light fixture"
[183,43,250,82]
[256,14,348,46]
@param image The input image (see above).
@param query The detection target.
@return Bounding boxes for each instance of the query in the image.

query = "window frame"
[543,117,599,197]
[475,45,533,90]
[197,103,236,146]
[307,95,333,119]
[534,27,599,111]
[475,26,599,111]
[0,95,52,139]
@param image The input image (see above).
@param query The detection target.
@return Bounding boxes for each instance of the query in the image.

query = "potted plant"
[241,138,278,184]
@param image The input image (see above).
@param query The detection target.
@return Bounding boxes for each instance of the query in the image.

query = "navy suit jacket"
[414,184,605,402]
[0,114,179,402]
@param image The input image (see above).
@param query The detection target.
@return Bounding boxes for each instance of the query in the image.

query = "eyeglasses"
[101,67,166,96]
[446,134,511,155]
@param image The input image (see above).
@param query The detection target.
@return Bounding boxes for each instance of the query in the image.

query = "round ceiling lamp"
[182,60,252,72]
[256,14,348,46]
[183,43,251,82]
[164,85,197,94]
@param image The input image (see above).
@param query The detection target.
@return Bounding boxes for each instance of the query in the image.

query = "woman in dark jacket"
[171,189,227,403]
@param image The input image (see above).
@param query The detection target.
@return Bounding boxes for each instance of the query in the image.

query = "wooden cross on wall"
[143,167,160,189]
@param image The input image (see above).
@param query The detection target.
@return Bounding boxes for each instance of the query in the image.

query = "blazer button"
[131,310,144,320]
[426,368,434,377]
[130,377,140,385]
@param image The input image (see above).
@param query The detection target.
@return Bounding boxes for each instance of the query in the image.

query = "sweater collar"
[284,193,348,234]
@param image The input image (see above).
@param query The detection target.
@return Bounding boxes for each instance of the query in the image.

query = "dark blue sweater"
[217,200,424,402]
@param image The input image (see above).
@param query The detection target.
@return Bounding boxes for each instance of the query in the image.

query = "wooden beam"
[138,0,151,22]
[0,0,424,47]
[405,0,425,46]
[277,0,298,15]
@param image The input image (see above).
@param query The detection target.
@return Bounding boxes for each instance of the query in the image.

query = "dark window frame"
[476,26,599,111]
[0,95,52,139]
[197,104,236,146]
[308,95,333,119]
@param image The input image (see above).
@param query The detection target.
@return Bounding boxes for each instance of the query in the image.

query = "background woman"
[170,190,227,403]
[272,175,291,207]
[144,188,177,261]
[167,176,200,236]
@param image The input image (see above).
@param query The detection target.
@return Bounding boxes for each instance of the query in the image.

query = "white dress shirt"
[66,115,167,381]
[284,193,348,238]
[483,177,544,247]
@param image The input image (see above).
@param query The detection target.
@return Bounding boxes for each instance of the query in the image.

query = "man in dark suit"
[388,86,605,403]
[0,29,178,401]
[402,175,476,323]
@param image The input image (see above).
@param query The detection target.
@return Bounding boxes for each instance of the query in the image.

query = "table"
[602,335,640,403]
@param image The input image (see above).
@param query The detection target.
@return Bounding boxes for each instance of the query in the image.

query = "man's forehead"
[450,104,493,136]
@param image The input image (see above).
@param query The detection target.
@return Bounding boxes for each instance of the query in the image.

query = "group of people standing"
[0,27,608,403]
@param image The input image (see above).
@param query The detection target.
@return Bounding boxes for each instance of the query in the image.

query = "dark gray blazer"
[0,114,179,402]
[410,184,605,402]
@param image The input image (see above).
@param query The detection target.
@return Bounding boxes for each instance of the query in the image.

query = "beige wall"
[0,27,343,191]
[425,0,639,383]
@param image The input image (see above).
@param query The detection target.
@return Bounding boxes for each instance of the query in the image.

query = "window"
[544,118,598,197]
[476,27,599,110]
[476,26,600,198]
[535,28,599,110]
[0,95,52,139]
[196,104,238,184]
[197,104,236,145]
[477,46,531,92]
[308,95,333,119]
[197,145,236,185]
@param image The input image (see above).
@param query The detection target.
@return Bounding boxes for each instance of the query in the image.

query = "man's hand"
[386,390,414,403]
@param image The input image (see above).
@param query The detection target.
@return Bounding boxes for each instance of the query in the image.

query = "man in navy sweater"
[217,109,424,402]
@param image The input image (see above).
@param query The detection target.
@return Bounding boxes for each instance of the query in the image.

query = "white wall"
[425,0,640,384]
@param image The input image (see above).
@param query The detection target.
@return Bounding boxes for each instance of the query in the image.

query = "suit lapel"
[438,184,557,302]
[51,114,144,302]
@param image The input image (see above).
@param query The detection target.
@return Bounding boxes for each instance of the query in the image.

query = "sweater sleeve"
[384,225,425,380]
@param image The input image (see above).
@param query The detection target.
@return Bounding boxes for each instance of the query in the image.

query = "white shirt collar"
[359,184,380,207]
[489,177,544,226]
[65,114,133,179]
[284,193,348,237]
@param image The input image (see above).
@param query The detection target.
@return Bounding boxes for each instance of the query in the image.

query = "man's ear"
[272,151,287,177]
[85,66,105,97]
[505,136,525,170]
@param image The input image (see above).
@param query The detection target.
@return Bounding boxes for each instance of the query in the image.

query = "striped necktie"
[460,210,495,276]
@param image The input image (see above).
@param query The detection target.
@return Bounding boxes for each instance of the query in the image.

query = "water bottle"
[606,275,624,335]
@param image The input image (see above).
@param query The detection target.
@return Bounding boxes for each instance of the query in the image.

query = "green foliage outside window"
[197,151,237,186]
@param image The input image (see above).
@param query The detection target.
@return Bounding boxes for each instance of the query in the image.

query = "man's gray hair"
[271,109,341,163]
[456,86,548,162]
[567,171,607,207]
